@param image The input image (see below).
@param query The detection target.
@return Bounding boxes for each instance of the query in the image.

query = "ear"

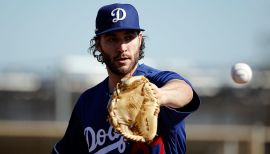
[95,37,102,52]
[138,32,143,46]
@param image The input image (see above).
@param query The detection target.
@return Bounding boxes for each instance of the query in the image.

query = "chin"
[108,60,137,76]
[115,66,133,76]
[118,68,130,75]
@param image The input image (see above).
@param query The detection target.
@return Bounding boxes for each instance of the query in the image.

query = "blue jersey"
[53,64,200,154]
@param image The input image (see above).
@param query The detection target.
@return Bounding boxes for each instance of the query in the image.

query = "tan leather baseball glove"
[107,76,160,143]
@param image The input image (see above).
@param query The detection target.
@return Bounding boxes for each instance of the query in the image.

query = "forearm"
[156,79,193,108]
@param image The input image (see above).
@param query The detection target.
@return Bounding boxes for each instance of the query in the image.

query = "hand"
[149,83,165,106]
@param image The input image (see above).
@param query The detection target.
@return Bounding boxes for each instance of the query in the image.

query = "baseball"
[231,63,252,84]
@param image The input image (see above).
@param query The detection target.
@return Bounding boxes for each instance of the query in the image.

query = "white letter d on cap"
[111,8,126,23]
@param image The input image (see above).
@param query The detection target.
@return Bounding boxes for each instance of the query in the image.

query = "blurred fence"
[0,121,269,154]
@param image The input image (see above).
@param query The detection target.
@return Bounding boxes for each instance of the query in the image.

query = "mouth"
[115,56,130,65]
[116,58,129,65]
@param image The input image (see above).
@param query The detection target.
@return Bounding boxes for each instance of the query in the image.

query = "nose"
[117,41,128,53]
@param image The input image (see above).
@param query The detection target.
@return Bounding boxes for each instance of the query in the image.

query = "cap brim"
[96,27,145,36]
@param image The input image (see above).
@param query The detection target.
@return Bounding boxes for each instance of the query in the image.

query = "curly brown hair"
[89,31,145,63]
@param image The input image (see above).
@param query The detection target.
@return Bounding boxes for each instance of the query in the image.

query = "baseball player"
[52,3,200,154]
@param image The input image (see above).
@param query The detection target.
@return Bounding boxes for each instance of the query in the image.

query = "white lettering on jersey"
[84,126,126,153]
[111,8,126,23]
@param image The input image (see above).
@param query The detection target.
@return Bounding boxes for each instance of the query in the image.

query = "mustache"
[114,54,130,60]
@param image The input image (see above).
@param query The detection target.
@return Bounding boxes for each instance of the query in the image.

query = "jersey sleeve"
[52,101,88,154]
[147,70,200,126]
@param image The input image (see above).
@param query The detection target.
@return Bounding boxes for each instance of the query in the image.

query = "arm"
[151,79,193,108]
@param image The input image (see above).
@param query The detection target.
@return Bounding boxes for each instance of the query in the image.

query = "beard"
[102,52,139,76]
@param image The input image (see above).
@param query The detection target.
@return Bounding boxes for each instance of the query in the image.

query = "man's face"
[99,30,142,76]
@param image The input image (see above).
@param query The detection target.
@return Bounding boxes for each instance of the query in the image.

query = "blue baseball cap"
[95,3,144,36]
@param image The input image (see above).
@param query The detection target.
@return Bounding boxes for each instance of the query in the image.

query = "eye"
[125,35,135,42]
[106,37,117,43]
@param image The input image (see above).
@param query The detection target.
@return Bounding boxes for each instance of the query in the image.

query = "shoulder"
[134,64,161,76]
[76,78,108,105]
[134,64,184,87]
[81,78,108,96]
